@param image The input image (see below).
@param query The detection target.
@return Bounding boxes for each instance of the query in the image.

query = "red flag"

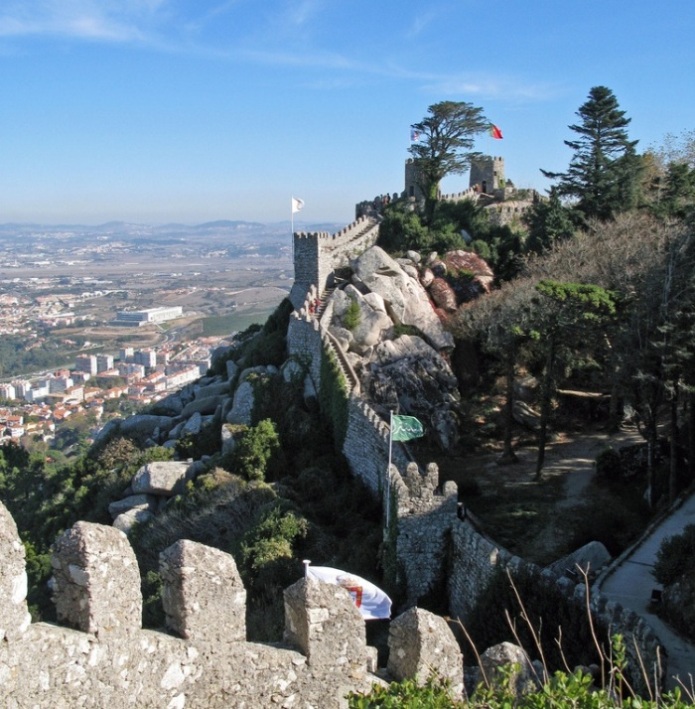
[489,124,503,140]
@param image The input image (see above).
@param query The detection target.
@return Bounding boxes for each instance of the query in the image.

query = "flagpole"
[386,410,393,531]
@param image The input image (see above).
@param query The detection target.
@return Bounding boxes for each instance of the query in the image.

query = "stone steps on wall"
[316,288,334,318]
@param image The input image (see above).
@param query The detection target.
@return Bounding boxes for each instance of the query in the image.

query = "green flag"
[391,414,424,442]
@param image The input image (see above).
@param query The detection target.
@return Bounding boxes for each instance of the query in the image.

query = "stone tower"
[404,158,425,201]
[469,156,505,194]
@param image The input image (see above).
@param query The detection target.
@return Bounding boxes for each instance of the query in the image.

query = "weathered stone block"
[0,501,31,641]
[284,578,367,673]
[51,521,142,636]
[160,539,246,645]
[131,461,191,496]
[387,607,463,698]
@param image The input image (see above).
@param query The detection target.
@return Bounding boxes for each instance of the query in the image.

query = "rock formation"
[317,245,469,450]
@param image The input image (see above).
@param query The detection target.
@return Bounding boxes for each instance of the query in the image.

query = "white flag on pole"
[291,197,305,214]
[306,566,392,620]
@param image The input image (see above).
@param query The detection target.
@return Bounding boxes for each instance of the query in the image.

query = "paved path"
[597,492,695,691]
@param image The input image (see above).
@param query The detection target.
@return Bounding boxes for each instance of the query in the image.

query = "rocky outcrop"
[314,246,464,450]
[440,250,494,300]
[366,342,460,449]
[546,541,612,580]
[332,285,393,354]
[352,247,454,351]
[478,642,540,697]
[131,461,193,496]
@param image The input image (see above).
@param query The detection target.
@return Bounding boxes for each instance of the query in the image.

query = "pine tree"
[542,86,640,221]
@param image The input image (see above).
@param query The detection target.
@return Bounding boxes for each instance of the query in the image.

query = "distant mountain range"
[0,220,347,248]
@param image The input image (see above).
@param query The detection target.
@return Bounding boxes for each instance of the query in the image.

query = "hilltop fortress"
[0,190,665,705]
[356,156,541,229]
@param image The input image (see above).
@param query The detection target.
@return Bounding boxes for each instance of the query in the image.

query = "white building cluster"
[113,306,183,327]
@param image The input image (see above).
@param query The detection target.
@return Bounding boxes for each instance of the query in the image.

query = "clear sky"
[0,1,693,226]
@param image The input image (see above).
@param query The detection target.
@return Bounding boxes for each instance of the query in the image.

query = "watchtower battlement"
[469,155,505,192]
[290,216,380,310]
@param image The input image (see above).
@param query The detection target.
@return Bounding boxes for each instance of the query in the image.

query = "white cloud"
[405,11,437,38]
[284,0,325,28]
[0,0,168,42]
[422,74,563,102]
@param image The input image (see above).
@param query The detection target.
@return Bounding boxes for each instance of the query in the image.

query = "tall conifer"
[543,86,640,220]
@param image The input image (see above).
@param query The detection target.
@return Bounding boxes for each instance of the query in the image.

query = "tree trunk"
[423,182,439,225]
[688,391,695,484]
[646,416,658,509]
[535,335,556,480]
[669,390,679,504]
[499,351,518,465]
[608,350,622,432]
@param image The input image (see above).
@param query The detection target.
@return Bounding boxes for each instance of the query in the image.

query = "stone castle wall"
[289,205,668,693]
[448,520,664,695]
[439,186,479,203]
[289,217,380,310]
[0,500,382,708]
[1,497,469,708]
[287,289,456,607]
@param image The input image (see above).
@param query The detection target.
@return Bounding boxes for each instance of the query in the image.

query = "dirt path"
[451,426,645,565]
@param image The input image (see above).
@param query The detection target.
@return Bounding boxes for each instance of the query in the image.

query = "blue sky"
[0,0,693,225]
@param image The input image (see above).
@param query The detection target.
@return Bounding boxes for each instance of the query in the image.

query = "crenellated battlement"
[289,217,379,310]
[0,499,466,707]
[439,186,479,203]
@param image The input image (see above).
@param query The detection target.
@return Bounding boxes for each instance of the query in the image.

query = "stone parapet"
[0,499,473,707]
[291,218,379,310]
[283,577,370,674]
[51,521,142,636]
[0,501,31,642]
[160,539,246,646]
[388,607,463,697]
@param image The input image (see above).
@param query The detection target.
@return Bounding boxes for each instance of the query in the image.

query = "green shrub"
[175,421,222,460]
[393,324,424,339]
[377,202,431,253]
[343,298,361,331]
[233,299,293,369]
[142,570,164,628]
[238,501,309,623]
[347,674,464,708]
[595,447,622,480]
[229,419,283,481]
[654,524,695,586]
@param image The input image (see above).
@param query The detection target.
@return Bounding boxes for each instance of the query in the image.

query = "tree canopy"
[409,101,490,223]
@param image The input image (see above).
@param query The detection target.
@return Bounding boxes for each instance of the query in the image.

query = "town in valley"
[0,219,331,448]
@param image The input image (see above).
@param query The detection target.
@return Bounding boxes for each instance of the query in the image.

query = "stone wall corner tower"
[469,156,505,194]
